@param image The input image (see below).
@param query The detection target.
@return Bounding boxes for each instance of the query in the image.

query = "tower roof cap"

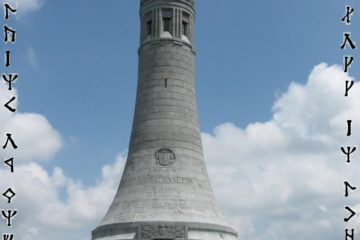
[141,0,195,7]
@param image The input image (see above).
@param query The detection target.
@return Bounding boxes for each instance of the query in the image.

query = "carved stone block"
[141,224,186,239]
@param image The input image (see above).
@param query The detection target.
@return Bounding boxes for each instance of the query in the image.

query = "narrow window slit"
[147,20,152,35]
[165,78,168,88]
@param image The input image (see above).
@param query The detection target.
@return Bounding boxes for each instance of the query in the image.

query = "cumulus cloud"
[2,0,44,15]
[0,154,125,240]
[203,63,360,239]
[0,84,63,238]
[0,85,62,162]
[2,63,358,240]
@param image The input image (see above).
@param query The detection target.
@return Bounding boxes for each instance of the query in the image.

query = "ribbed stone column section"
[92,1,238,239]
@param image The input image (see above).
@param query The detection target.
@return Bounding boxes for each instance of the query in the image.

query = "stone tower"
[91,0,238,239]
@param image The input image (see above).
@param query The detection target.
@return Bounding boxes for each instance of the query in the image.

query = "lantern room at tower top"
[139,0,195,47]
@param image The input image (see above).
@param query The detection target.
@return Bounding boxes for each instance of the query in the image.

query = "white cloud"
[0,85,62,162]
[0,154,125,240]
[2,0,44,15]
[203,63,360,239]
[1,63,358,240]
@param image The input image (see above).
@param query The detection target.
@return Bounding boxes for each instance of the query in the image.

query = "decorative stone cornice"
[141,0,195,7]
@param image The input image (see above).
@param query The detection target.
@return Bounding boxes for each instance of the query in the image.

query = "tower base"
[92,222,238,240]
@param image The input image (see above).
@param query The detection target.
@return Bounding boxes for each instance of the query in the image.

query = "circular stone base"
[92,222,238,240]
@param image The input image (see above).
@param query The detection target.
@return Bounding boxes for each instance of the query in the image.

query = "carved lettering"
[137,175,193,185]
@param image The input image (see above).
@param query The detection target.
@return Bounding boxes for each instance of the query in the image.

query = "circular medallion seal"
[154,148,176,166]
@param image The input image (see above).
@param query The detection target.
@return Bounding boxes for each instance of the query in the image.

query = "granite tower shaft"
[92,1,238,239]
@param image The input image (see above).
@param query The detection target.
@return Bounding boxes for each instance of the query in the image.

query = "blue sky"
[1,0,360,239]
[16,0,358,182]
